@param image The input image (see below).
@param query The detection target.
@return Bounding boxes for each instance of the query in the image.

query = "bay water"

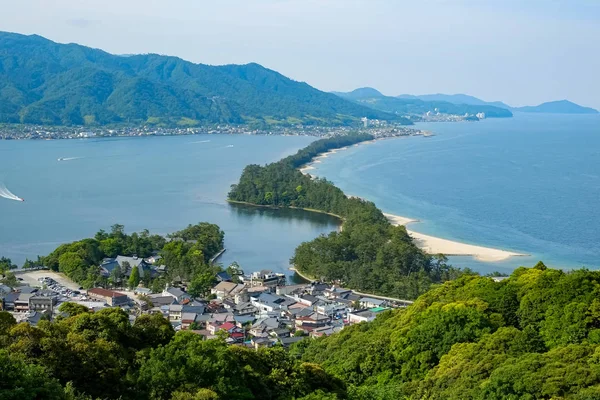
[2,112,598,277]
[0,134,340,275]
[309,113,600,273]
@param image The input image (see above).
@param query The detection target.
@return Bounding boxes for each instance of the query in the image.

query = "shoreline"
[382,213,527,262]
[299,139,380,176]
[298,138,529,264]
[227,200,344,231]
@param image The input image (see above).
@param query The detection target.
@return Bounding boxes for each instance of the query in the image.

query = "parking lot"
[15,270,82,291]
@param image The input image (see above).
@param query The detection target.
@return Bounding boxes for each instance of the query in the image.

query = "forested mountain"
[334,88,513,118]
[0,32,403,127]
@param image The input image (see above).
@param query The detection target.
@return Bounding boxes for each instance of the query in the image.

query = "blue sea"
[1,113,598,276]
[309,113,600,273]
[0,134,339,275]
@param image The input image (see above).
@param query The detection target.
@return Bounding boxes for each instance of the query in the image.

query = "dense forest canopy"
[293,263,600,400]
[0,31,407,127]
[4,264,600,399]
[0,306,344,400]
[229,134,462,299]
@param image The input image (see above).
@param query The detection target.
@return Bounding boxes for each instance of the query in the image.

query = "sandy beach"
[383,213,526,262]
[299,140,527,263]
[299,146,350,176]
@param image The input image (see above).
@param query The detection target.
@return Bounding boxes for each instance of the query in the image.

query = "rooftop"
[88,288,127,298]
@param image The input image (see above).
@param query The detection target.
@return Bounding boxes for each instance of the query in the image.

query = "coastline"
[298,138,528,263]
[299,138,382,176]
[227,200,344,231]
[382,213,527,262]
[299,146,350,176]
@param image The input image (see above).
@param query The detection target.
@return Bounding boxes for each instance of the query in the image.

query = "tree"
[58,302,90,318]
[0,311,16,335]
[81,266,105,289]
[170,389,218,400]
[58,252,86,282]
[110,264,123,287]
[0,256,16,274]
[22,258,40,269]
[226,262,243,283]
[94,229,109,241]
[0,272,19,287]
[187,272,216,298]
[133,314,174,348]
[0,349,64,400]
[110,224,125,239]
[100,238,122,258]
[128,266,140,289]
[264,191,274,204]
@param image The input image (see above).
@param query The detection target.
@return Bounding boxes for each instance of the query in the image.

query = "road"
[289,267,414,305]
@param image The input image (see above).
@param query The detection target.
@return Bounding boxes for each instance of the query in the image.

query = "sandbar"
[298,142,527,263]
[384,213,526,262]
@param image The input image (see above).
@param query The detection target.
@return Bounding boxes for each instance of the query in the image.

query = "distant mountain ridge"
[513,100,598,114]
[331,87,384,100]
[334,87,513,118]
[396,93,598,114]
[0,31,405,127]
[397,93,512,110]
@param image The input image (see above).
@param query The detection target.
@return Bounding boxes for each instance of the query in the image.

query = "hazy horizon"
[1,0,598,109]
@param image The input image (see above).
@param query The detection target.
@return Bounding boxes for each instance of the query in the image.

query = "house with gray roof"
[251,292,295,314]
[0,284,12,295]
[100,256,156,280]
[162,286,191,302]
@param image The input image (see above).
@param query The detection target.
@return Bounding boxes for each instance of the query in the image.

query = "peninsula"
[229,132,466,300]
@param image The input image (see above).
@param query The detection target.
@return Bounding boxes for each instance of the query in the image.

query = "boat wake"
[226,144,234,148]
[58,157,83,161]
[191,140,211,144]
[0,183,24,202]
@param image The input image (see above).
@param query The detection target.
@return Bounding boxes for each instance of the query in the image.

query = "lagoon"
[0,134,340,274]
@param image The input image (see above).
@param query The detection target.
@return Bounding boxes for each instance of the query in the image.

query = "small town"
[0,255,412,349]
[0,120,428,141]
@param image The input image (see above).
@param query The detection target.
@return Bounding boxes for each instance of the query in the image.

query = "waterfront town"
[0,119,433,141]
[0,255,412,349]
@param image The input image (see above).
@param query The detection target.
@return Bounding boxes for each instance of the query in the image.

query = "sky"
[1,0,599,109]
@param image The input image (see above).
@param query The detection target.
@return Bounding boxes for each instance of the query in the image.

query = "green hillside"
[3,263,600,399]
[296,263,600,399]
[0,32,405,127]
